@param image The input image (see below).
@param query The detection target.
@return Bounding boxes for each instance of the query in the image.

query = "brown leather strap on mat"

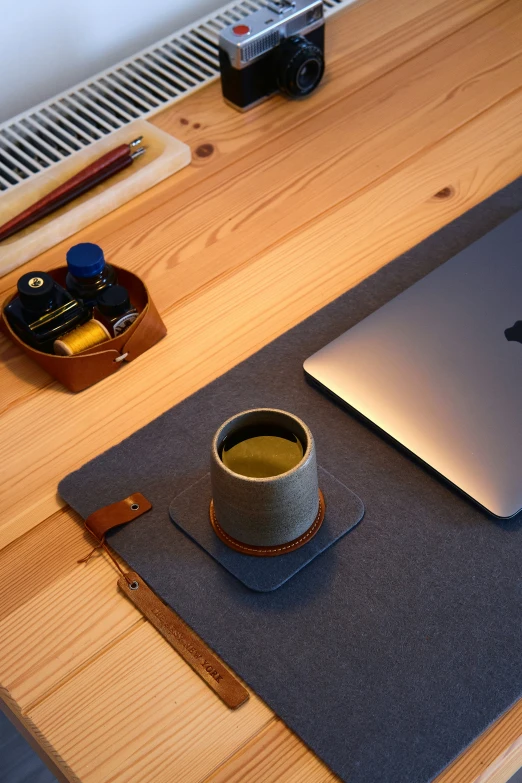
[85,492,151,541]
[81,494,249,710]
[119,570,249,709]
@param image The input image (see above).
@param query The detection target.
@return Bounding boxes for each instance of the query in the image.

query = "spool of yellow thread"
[54,319,111,356]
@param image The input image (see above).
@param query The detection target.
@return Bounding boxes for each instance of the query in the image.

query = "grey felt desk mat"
[59,179,522,783]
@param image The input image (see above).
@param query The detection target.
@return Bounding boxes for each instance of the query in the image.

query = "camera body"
[219,1,325,112]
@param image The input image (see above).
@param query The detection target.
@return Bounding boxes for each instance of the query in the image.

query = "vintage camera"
[218,1,325,111]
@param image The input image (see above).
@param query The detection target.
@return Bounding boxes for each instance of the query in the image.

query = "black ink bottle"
[4,271,90,353]
[94,284,139,337]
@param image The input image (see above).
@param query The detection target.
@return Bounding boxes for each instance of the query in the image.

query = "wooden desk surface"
[1,0,521,780]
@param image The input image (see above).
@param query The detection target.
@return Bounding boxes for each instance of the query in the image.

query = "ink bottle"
[4,271,90,353]
[65,242,117,307]
[94,284,138,337]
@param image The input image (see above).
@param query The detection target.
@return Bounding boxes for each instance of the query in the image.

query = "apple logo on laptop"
[505,321,522,343]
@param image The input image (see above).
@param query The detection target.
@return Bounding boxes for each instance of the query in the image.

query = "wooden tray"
[0,120,191,276]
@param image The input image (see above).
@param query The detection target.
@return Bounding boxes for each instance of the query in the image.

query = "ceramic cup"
[210,408,324,555]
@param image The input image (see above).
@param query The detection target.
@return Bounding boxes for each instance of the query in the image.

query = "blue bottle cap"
[66,243,105,278]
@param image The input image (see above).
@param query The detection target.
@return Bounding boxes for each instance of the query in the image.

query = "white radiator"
[0,0,353,194]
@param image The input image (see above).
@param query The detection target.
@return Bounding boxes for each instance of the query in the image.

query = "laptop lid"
[304,211,522,518]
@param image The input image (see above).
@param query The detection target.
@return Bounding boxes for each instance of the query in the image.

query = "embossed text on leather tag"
[118,570,249,709]
[82,494,247,708]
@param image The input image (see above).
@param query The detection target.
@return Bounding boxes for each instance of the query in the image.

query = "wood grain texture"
[0,690,81,783]
[206,719,339,783]
[0,508,90,624]
[0,0,521,781]
[28,622,272,783]
[0,0,507,405]
[0,552,141,710]
[1,0,522,548]
[204,705,522,783]
[472,737,522,783]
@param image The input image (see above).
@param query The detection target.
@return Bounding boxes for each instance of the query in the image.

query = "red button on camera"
[232,24,250,35]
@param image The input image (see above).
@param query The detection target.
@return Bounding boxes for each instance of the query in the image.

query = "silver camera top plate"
[219,0,324,69]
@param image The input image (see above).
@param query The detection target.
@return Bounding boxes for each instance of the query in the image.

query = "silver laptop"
[304,211,522,518]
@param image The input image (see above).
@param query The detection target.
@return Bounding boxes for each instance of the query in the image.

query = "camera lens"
[276,36,325,98]
[296,59,321,92]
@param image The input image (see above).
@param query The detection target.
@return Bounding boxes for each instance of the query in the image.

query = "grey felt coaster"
[59,180,522,783]
[169,467,364,592]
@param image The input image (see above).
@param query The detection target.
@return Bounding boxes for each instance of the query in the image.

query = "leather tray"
[1,264,166,392]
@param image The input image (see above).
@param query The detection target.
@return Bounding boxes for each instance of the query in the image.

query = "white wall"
[0,0,225,123]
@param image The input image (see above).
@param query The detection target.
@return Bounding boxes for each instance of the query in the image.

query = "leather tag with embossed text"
[118,570,249,709]
[81,493,248,710]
